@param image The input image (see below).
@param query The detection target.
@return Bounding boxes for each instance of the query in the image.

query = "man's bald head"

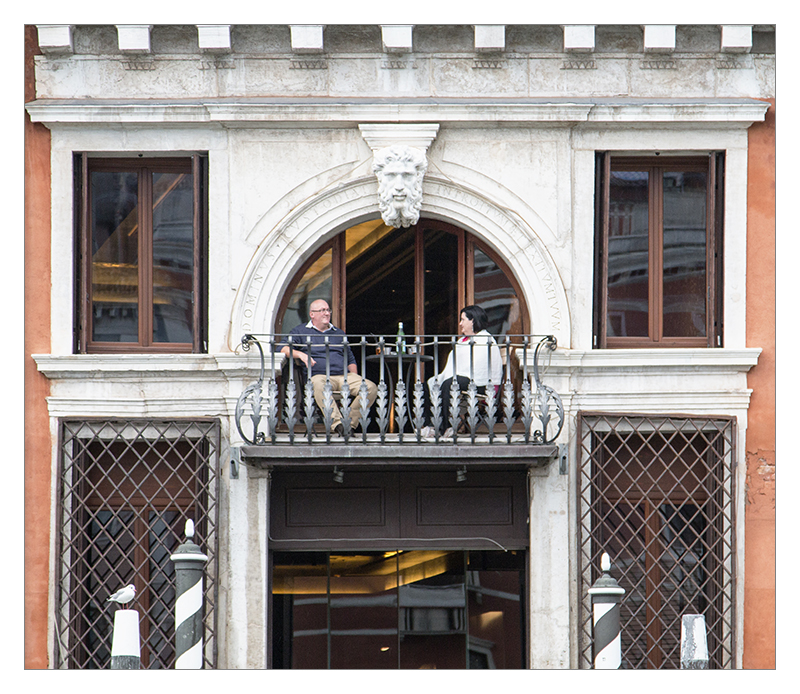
[308,300,332,330]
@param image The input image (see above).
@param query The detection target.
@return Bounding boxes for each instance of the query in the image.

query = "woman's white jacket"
[428,330,503,388]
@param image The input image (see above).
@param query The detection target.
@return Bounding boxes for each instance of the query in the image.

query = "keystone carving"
[371,144,428,228]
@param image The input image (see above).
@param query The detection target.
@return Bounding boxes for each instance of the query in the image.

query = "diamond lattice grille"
[577,413,736,669]
[55,420,220,669]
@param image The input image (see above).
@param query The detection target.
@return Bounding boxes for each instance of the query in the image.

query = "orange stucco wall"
[743,99,776,669]
[24,25,52,669]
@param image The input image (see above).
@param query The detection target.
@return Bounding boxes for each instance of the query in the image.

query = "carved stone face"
[372,145,427,228]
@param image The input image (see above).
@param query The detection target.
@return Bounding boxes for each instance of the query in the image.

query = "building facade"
[24,23,775,669]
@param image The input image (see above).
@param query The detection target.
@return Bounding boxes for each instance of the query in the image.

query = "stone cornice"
[32,353,273,380]
[537,347,762,372]
[34,347,761,381]
[25,97,770,127]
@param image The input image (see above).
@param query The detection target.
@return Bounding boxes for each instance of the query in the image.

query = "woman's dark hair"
[460,305,490,332]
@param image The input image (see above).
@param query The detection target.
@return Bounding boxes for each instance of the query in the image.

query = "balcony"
[234,333,564,455]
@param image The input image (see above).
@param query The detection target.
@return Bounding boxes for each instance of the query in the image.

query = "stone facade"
[25,24,775,669]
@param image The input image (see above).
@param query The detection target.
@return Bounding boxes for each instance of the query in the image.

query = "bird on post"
[107,584,137,606]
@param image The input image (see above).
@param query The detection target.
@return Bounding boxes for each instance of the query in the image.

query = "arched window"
[275,219,528,340]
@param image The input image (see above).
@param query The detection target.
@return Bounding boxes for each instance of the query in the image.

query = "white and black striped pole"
[110,609,141,669]
[588,552,626,669]
[170,519,208,669]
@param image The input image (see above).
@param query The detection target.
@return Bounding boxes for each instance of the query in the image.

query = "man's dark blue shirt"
[282,322,356,378]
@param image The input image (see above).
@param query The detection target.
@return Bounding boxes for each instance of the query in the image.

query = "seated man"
[280,299,377,435]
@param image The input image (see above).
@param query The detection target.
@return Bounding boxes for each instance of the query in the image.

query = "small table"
[366,352,434,431]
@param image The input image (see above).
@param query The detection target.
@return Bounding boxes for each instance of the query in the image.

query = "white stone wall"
[28,24,774,669]
[34,25,775,101]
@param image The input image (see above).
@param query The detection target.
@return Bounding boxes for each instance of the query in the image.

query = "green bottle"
[397,322,406,353]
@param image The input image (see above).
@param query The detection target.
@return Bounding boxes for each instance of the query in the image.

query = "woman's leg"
[439,375,471,431]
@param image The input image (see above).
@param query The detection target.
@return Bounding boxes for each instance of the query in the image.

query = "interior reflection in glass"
[272,550,524,669]
[607,170,649,338]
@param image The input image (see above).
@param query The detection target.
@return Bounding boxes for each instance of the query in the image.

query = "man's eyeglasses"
[310,308,331,313]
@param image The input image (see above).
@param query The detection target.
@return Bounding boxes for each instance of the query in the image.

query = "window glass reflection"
[607,170,650,338]
[280,249,334,335]
[152,172,194,343]
[91,171,139,342]
[473,246,522,336]
[272,550,524,669]
[662,171,707,337]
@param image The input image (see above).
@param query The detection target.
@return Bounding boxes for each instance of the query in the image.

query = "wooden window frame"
[594,153,724,349]
[75,154,207,354]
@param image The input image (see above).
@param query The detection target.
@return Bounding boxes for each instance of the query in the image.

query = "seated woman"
[420,305,503,438]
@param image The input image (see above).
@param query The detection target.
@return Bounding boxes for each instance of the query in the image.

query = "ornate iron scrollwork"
[530,335,565,444]
[235,334,270,445]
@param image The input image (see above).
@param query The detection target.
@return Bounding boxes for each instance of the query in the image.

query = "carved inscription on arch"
[239,183,375,333]
[235,178,566,338]
[426,182,562,331]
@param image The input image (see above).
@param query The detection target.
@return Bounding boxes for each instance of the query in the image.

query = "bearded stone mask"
[371,145,428,228]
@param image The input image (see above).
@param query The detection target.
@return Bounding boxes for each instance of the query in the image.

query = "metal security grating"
[577,413,736,669]
[55,419,220,669]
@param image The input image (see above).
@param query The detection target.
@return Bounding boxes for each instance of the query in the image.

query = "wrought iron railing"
[235,333,564,445]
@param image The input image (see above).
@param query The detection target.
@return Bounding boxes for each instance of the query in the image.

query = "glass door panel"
[398,551,467,669]
[346,223,416,337]
[278,249,334,335]
[329,552,399,669]
[466,551,525,669]
[422,225,459,337]
[272,552,330,669]
[473,246,524,336]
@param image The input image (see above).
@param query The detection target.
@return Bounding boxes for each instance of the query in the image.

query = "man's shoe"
[442,427,454,439]
[419,426,436,440]
[332,424,344,438]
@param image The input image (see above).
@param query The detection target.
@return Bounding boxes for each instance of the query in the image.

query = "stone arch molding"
[229,176,571,349]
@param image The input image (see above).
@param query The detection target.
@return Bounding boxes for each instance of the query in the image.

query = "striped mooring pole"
[588,552,626,669]
[170,519,209,669]
[110,609,141,669]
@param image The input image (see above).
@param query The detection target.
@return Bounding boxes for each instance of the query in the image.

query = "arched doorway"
[275,218,528,340]
[267,218,535,669]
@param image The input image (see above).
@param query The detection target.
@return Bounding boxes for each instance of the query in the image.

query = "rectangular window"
[577,413,736,669]
[594,154,724,348]
[55,419,220,669]
[76,155,207,353]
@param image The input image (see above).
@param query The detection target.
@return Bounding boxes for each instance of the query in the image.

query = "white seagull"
[107,584,137,605]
